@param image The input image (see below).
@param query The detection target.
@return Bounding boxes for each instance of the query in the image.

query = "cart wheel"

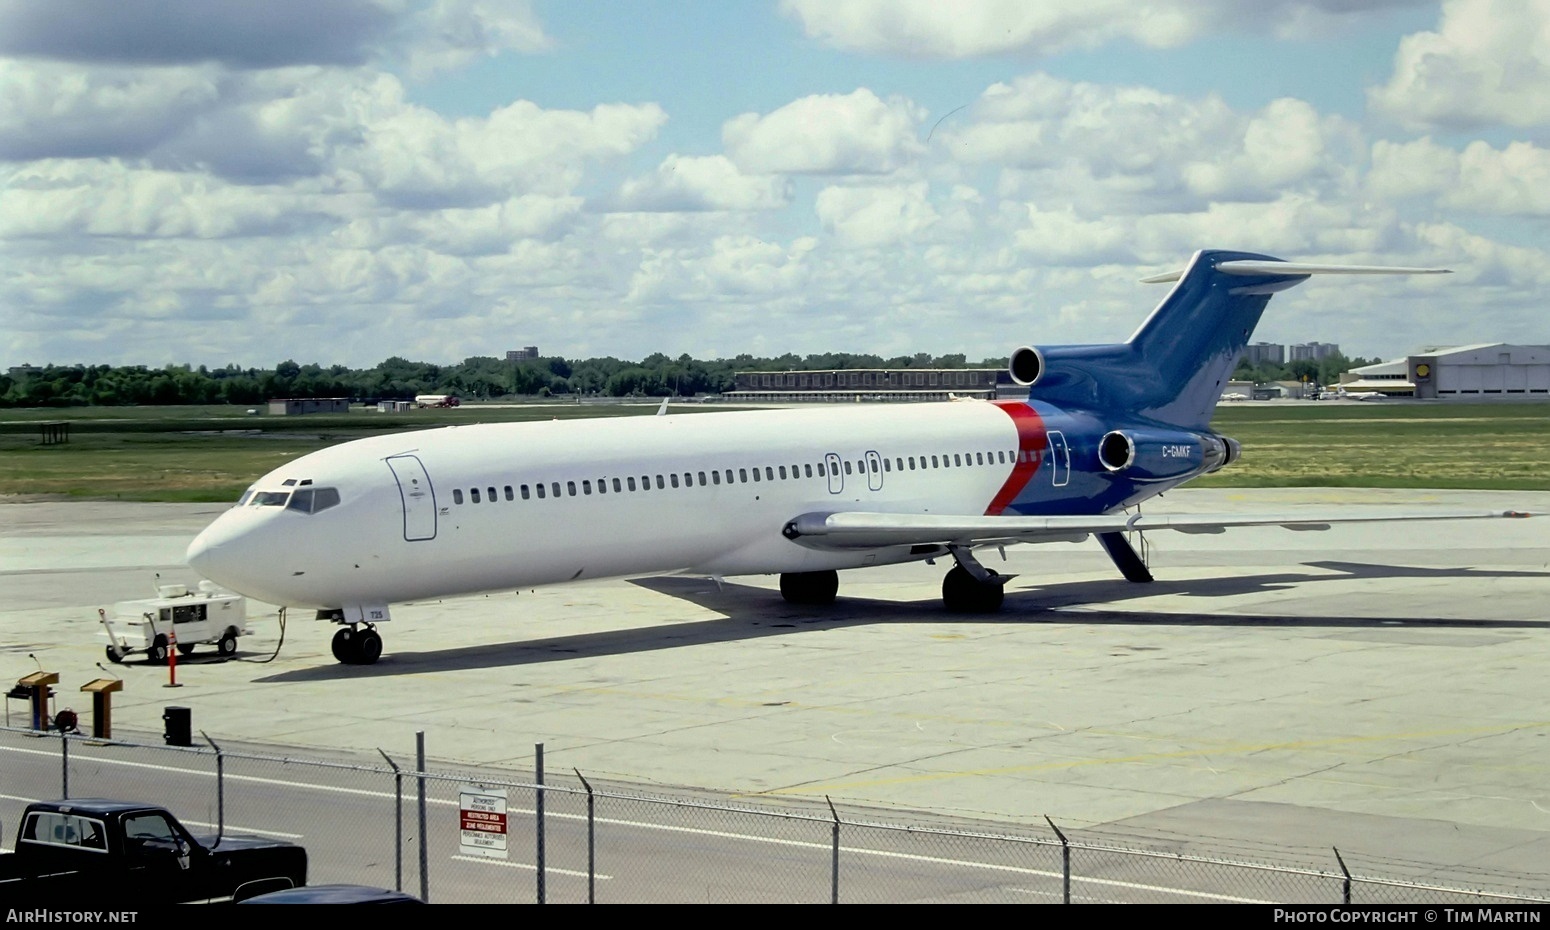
[148,634,168,664]
[217,629,238,657]
[104,646,124,665]
[177,643,197,657]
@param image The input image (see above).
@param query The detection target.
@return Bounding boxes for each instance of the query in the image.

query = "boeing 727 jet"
[186,250,1527,664]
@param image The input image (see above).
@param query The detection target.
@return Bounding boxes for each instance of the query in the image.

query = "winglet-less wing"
[782,510,1528,550]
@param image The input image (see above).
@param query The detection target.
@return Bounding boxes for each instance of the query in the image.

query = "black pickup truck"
[0,798,308,904]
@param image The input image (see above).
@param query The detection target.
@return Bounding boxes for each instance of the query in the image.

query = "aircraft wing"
[782,509,1529,550]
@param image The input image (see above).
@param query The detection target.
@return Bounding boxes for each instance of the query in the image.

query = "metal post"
[1334,847,1352,905]
[535,743,545,904]
[826,796,841,904]
[575,769,594,904]
[380,749,403,893]
[1046,816,1071,904]
[61,732,69,799]
[205,733,224,843]
[417,731,429,903]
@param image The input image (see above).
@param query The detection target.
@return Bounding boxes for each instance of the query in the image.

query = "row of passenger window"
[451,447,1027,506]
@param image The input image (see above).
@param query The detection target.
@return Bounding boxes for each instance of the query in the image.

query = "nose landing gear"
[330,625,383,665]
[318,606,391,665]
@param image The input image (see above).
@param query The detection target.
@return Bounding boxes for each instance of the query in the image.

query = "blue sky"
[3,0,1547,370]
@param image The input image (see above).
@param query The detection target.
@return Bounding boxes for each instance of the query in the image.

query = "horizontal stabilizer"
[1141,261,1452,284]
[784,509,1527,551]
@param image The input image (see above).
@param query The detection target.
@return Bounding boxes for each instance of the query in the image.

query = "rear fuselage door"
[824,452,843,494]
[385,454,437,541]
[1047,430,1070,487]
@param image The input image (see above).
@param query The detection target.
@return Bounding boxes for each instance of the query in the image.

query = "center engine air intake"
[1008,346,1045,387]
[1098,429,1240,482]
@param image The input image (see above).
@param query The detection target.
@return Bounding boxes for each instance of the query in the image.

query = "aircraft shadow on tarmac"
[253,560,1550,682]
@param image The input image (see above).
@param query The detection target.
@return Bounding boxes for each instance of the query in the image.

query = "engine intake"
[1008,346,1045,387]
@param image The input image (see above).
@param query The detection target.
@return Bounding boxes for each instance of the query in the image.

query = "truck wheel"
[177,643,196,657]
[148,634,168,664]
[104,646,123,664]
[217,629,238,657]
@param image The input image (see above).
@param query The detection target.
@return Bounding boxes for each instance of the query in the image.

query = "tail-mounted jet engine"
[1098,429,1241,482]
[1008,346,1046,388]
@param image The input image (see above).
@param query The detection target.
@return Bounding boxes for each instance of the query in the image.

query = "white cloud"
[950,75,1357,216]
[402,0,553,79]
[1010,205,1132,264]
[0,60,220,161]
[0,0,393,69]
[614,155,791,212]
[1369,0,1550,130]
[1180,98,1339,200]
[1371,138,1550,215]
[338,90,668,206]
[724,89,925,175]
[814,182,939,247]
[0,160,335,239]
[779,0,1426,59]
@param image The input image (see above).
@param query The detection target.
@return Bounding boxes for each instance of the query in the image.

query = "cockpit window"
[252,491,290,507]
[285,487,342,514]
[236,488,255,507]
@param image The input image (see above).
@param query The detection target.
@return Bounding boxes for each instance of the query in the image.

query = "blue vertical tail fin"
[1018,250,1448,429]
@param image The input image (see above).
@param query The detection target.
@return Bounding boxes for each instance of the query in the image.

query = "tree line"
[1,351,1371,408]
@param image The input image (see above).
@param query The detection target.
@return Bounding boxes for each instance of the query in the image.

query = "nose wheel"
[331,625,383,665]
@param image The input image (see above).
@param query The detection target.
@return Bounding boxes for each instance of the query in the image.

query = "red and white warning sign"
[459,785,508,859]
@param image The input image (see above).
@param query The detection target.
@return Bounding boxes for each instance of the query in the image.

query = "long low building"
[1341,343,1550,399]
[725,368,1019,403]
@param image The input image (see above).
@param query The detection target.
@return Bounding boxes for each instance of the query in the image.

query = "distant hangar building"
[1340,344,1550,399]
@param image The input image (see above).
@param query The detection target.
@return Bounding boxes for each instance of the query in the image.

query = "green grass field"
[1,400,1546,501]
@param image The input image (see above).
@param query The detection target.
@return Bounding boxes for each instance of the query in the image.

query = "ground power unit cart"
[99,581,248,664]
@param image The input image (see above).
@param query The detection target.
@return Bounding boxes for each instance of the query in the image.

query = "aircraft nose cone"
[186,516,255,595]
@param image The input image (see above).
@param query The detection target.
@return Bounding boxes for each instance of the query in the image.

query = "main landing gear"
[777,546,1013,614]
[940,545,1011,613]
[330,624,383,665]
[780,570,839,605]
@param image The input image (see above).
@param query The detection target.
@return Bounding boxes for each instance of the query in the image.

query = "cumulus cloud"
[0,0,393,69]
[2,1,1543,368]
[1369,0,1550,130]
[948,75,1358,216]
[1371,138,1550,215]
[0,161,339,240]
[401,0,553,78]
[613,155,792,212]
[780,0,1429,59]
[0,61,221,162]
[814,182,939,247]
[724,89,925,175]
[344,96,668,207]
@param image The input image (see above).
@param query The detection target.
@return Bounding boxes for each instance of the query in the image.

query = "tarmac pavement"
[2,488,1548,891]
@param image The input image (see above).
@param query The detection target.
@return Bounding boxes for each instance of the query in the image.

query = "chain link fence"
[3,725,1546,904]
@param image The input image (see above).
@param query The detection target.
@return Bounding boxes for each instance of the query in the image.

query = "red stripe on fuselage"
[985,401,1048,515]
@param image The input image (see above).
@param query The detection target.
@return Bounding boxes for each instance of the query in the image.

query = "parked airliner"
[187,250,1527,665]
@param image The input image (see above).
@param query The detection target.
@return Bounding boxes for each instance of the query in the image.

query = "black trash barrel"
[163,706,191,747]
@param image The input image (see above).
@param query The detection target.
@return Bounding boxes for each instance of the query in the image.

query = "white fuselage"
[187,402,1040,611]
